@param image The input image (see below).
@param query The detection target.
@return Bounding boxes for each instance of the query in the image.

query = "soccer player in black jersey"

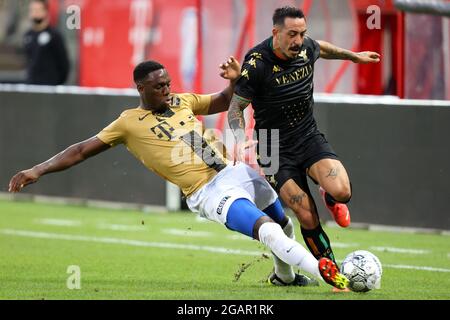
[228,6,380,283]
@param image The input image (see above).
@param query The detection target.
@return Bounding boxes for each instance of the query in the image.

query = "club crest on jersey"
[217,196,231,215]
[169,95,181,107]
[298,49,308,62]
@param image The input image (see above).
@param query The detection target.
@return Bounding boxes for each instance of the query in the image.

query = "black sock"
[324,182,353,205]
[301,224,336,263]
[325,192,337,206]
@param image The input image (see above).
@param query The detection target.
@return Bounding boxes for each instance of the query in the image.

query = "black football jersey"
[235,36,321,145]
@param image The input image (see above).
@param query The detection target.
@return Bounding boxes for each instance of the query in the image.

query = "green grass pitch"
[0,199,449,300]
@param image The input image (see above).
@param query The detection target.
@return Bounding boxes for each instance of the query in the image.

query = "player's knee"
[332,185,352,203]
[252,216,275,240]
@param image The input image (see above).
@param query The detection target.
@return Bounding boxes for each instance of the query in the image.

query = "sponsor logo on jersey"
[138,113,151,121]
[241,69,249,80]
[272,65,283,73]
[250,52,262,60]
[246,57,257,68]
[274,64,312,86]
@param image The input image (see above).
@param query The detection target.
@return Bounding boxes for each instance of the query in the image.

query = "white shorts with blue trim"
[186,162,278,225]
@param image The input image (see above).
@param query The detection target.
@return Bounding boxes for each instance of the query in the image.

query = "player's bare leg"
[279,179,319,229]
[279,179,337,263]
[308,159,352,227]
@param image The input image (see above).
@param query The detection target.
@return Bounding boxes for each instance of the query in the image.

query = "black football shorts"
[258,132,339,194]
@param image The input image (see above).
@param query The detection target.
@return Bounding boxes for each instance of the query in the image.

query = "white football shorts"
[186,162,278,225]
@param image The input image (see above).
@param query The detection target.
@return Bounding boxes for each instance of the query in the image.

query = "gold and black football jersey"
[235,36,321,145]
[97,93,229,197]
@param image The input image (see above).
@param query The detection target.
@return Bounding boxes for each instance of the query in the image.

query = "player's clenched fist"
[219,56,241,81]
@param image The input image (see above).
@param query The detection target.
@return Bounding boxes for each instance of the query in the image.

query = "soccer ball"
[341,250,382,292]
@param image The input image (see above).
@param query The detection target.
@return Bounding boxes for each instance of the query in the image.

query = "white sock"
[259,222,321,279]
[272,217,295,283]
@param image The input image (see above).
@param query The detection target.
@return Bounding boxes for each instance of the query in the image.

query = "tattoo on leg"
[325,167,339,180]
[290,193,306,206]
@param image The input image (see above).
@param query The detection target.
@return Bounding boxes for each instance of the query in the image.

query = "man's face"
[137,69,172,112]
[273,17,307,59]
[29,1,48,24]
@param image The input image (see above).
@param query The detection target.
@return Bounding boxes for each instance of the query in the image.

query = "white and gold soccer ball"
[341,250,382,292]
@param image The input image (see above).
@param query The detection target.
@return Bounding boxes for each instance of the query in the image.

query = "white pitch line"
[331,242,358,248]
[195,216,211,223]
[161,228,213,237]
[36,219,82,227]
[227,234,251,240]
[97,224,146,232]
[369,246,430,255]
[0,229,261,256]
[1,229,449,273]
[382,264,450,273]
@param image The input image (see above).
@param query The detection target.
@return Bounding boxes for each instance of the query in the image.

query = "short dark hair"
[31,0,49,11]
[272,6,305,26]
[133,60,165,83]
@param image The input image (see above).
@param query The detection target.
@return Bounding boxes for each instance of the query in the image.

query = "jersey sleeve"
[180,93,212,115]
[234,51,265,101]
[96,113,127,147]
[304,36,321,63]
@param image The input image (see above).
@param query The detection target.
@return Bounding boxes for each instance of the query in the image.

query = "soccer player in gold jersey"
[8,58,348,290]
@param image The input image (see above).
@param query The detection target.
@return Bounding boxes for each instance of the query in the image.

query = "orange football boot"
[318,257,349,290]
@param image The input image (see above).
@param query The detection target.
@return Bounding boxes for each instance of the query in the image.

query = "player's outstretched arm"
[8,137,110,193]
[317,40,380,64]
[207,56,241,115]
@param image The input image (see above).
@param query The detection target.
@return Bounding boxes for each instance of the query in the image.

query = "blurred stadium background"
[0,1,449,230]
[1,0,449,97]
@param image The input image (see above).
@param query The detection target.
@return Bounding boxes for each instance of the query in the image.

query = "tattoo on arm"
[228,94,250,143]
[318,40,358,62]
[325,167,340,180]
[290,193,306,206]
